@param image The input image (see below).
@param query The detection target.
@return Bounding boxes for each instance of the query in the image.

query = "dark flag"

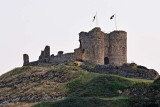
[110,15,115,20]
[93,15,96,22]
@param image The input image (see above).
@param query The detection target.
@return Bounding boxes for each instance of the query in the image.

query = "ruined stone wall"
[44,46,50,58]
[74,48,83,61]
[49,53,74,63]
[80,64,159,80]
[78,32,92,62]
[39,46,50,63]
[39,46,50,60]
[23,54,29,66]
[108,31,127,66]
[74,27,105,65]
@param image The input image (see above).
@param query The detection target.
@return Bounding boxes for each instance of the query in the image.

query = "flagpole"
[115,13,117,30]
[96,12,98,27]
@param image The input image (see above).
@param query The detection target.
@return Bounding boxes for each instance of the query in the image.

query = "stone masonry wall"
[108,31,127,66]
[49,53,74,63]
[74,48,83,61]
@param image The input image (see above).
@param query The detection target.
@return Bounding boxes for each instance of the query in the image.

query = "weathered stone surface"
[23,54,29,66]
[108,31,127,66]
[74,27,105,65]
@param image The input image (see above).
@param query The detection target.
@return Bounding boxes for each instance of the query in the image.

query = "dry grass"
[0,102,37,107]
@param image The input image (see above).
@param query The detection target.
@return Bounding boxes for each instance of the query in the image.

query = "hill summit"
[0,28,159,107]
[0,61,159,107]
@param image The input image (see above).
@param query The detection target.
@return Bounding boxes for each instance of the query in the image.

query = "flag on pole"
[110,15,115,20]
[110,14,117,30]
[93,14,96,22]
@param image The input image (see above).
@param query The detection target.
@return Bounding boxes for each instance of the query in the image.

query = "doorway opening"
[104,57,109,64]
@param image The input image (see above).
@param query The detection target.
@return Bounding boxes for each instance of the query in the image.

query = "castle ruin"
[22,27,159,80]
[23,27,127,66]
[74,27,127,66]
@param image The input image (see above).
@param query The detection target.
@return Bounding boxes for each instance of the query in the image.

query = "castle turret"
[108,31,127,66]
[23,54,29,66]
[90,27,105,65]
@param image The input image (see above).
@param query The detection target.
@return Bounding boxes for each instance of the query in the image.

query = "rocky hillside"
[0,61,159,107]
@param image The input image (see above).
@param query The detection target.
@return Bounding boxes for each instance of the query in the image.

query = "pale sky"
[0,0,160,76]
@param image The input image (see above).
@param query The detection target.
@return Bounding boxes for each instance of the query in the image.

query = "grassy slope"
[0,62,153,107]
[32,63,153,107]
[33,97,130,107]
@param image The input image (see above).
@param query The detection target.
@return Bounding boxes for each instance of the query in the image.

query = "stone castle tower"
[74,27,127,66]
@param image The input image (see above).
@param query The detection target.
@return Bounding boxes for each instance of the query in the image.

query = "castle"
[23,27,127,66]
